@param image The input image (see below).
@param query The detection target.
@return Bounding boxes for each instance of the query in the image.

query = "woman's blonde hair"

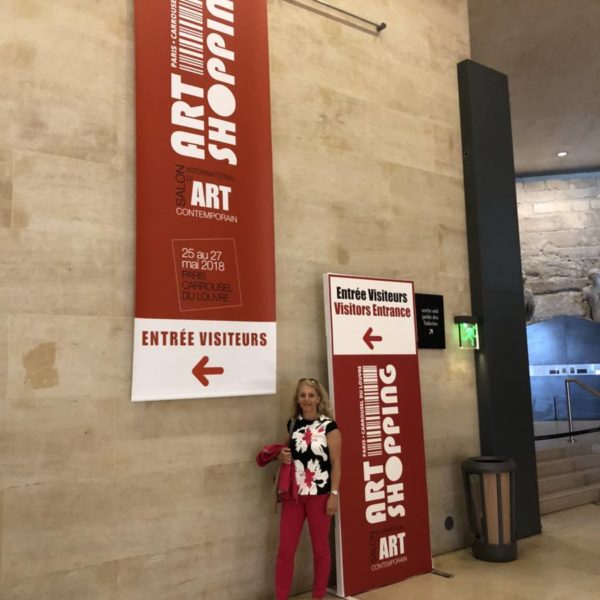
[291,378,334,419]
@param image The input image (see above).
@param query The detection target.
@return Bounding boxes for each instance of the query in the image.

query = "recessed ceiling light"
[557,151,568,157]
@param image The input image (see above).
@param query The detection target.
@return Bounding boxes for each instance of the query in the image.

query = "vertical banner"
[324,274,432,597]
[132,1,276,400]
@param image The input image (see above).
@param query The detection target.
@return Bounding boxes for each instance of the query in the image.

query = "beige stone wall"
[517,173,600,321]
[0,0,475,598]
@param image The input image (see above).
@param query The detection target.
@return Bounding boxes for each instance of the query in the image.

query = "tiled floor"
[293,503,600,599]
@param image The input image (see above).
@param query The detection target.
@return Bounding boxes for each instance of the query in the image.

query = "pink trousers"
[275,495,331,600]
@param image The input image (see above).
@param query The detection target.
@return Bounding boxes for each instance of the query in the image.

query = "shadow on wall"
[527,316,600,420]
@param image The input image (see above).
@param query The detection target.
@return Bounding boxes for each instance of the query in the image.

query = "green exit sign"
[454,317,479,350]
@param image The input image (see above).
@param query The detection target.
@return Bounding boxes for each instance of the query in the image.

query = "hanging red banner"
[132,0,276,401]
[324,274,432,596]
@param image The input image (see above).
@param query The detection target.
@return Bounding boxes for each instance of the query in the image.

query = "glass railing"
[534,379,600,442]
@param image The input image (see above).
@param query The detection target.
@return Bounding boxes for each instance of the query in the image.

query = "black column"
[457,59,541,539]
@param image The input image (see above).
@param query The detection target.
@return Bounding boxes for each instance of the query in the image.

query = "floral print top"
[287,415,338,495]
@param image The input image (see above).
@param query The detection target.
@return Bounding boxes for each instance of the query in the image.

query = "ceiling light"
[557,151,568,157]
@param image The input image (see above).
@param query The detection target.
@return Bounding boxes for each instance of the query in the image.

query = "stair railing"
[565,378,600,443]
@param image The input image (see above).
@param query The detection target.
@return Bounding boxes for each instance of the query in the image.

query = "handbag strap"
[288,417,297,437]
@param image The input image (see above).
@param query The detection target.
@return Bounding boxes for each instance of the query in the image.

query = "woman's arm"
[326,429,342,515]
[277,432,292,464]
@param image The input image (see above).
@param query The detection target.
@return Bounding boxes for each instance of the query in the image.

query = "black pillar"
[457,59,541,539]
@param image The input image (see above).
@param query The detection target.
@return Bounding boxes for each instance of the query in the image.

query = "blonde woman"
[275,378,342,600]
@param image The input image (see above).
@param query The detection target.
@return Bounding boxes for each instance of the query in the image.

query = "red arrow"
[363,327,383,350]
[192,356,224,386]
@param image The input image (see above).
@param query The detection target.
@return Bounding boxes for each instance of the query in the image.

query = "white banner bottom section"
[131,318,276,401]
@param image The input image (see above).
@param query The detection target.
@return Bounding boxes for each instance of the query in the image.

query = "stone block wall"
[0,1,475,598]
[517,172,600,321]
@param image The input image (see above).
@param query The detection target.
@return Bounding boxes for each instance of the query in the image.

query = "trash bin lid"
[462,456,517,473]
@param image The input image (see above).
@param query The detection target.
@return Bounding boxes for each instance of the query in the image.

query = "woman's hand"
[326,493,339,515]
[277,448,292,464]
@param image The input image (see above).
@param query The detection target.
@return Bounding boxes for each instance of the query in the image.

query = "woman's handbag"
[276,461,298,502]
[256,418,299,510]
[256,437,298,509]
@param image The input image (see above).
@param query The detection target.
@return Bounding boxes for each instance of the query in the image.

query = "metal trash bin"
[462,456,517,562]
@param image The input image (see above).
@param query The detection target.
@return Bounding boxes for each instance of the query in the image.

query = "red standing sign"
[324,274,432,596]
[132,0,276,400]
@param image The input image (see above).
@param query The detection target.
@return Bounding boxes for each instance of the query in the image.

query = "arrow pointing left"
[192,356,224,386]
[363,327,383,350]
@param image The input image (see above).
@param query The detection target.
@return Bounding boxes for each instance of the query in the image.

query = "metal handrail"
[565,378,600,443]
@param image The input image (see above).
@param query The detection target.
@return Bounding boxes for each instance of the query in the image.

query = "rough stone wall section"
[517,171,600,321]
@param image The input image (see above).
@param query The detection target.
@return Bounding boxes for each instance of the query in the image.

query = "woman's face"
[297,384,320,415]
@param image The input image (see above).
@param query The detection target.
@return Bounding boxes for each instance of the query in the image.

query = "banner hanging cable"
[307,0,387,32]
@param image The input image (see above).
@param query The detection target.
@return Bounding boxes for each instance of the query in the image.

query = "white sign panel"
[132,319,276,401]
[329,274,416,355]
